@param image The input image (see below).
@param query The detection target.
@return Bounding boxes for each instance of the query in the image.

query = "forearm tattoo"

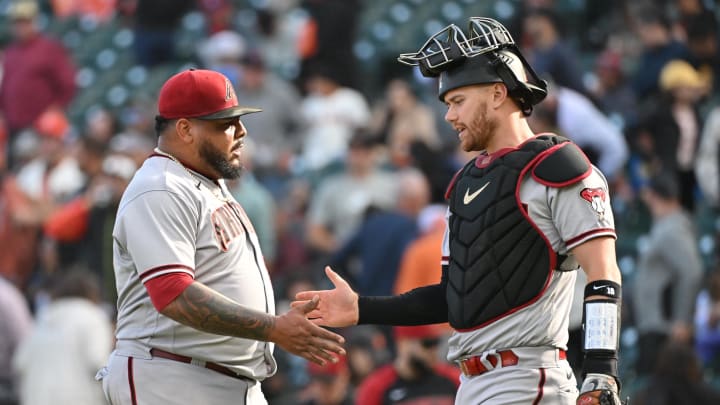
[162,282,275,341]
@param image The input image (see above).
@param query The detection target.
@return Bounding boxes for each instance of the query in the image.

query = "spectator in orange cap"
[0,106,82,287]
[355,325,460,405]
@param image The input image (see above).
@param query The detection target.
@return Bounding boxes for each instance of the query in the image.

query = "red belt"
[150,348,248,381]
[458,349,566,377]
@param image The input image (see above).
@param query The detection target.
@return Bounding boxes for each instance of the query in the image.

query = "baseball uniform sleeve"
[115,189,198,283]
[548,167,616,250]
[144,272,195,311]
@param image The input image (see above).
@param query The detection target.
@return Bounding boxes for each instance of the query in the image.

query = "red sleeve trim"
[139,264,194,283]
[565,229,616,248]
[144,272,194,311]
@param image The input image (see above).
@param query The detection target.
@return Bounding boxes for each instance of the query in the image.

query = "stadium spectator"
[630,9,690,99]
[632,175,703,376]
[589,49,639,131]
[521,7,589,97]
[695,105,720,207]
[393,204,447,295]
[695,268,720,372]
[0,275,32,405]
[633,343,720,405]
[369,79,441,168]
[235,51,304,193]
[330,169,428,297]
[131,0,194,67]
[298,354,353,405]
[305,133,395,255]
[299,66,371,173]
[634,59,709,211]
[355,325,460,405]
[528,82,629,182]
[684,13,720,96]
[228,141,278,269]
[49,0,116,23]
[12,269,113,405]
[0,0,76,152]
[299,0,362,89]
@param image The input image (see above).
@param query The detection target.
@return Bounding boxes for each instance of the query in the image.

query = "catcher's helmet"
[398,17,547,116]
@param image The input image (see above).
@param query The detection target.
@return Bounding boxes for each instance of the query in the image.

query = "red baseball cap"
[307,355,348,377]
[157,69,261,120]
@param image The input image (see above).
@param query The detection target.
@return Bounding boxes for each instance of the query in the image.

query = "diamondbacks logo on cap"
[580,187,606,218]
[225,79,235,102]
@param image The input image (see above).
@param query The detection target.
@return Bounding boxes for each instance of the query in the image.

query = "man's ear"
[174,118,194,144]
[491,83,508,108]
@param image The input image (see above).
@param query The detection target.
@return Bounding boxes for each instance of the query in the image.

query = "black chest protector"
[446,135,590,330]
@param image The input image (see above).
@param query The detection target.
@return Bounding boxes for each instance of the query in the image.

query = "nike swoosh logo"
[592,285,608,290]
[463,182,490,205]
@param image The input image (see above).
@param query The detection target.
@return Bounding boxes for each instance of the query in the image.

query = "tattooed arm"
[161,282,345,364]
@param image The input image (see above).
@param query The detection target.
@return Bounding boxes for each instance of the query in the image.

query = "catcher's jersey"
[444,164,615,362]
[112,153,277,380]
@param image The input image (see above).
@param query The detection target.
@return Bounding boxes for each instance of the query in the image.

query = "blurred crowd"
[2,0,720,403]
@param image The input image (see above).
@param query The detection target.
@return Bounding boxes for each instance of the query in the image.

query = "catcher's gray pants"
[454,347,578,404]
[99,351,267,404]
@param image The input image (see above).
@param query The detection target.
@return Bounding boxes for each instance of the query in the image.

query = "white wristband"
[583,301,619,351]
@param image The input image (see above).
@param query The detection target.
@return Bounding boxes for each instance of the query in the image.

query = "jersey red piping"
[139,264,195,282]
[128,357,138,405]
[454,147,558,333]
[565,228,616,248]
[530,143,593,187]
[473,134,552,169]
[532,368,546,405]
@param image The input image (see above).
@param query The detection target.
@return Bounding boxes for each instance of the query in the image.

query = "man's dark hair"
[686,13,719,42]
[634,9,672,31]
[49,268,101,302]
[526,7,565,36]
[647,173,679,200]
[154,115,173,136]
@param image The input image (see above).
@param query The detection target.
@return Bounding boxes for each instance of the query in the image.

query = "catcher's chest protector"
[446,135,586,330]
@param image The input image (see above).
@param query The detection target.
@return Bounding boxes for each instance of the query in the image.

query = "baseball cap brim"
[195,106,262,120]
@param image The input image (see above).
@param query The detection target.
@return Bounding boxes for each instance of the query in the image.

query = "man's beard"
[199,140,243,179]
[464,101,498,152]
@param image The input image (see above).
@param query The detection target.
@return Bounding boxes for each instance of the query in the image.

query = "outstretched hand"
[291,266,359,328]
[271,295,346,366]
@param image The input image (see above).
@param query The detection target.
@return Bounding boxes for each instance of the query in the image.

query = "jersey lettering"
[212,202,248,251]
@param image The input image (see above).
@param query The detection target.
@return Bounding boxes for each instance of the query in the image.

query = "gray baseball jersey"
[444,165,615,362]
[112,151,276,380]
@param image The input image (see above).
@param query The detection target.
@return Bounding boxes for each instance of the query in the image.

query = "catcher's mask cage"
[398,17,547,116]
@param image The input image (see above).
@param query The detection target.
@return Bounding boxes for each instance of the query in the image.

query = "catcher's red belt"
[458,349,566,376]
[150,348,251,381]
